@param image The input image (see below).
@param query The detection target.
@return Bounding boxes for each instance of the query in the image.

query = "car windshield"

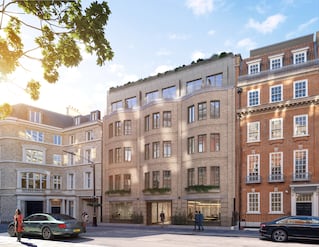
[50,214,75,220]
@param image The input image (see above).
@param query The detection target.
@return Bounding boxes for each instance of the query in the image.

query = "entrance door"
[146,201,171,225]
[26,201,43,216]
[296,203,312,216]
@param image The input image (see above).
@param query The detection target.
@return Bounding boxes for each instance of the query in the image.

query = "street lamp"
[63,150,98,227]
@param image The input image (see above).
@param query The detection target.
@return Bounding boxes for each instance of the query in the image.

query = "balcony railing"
[246,175,261,184]
[268,174,285,183]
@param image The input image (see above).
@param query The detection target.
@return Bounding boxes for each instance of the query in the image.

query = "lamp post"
[63,150,98,227]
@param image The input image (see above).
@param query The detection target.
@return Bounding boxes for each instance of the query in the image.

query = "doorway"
[146,201,171,225]
[26,201,43,216]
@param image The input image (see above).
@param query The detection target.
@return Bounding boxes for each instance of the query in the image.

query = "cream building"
[0,104,102,223]
[103,53,239,226]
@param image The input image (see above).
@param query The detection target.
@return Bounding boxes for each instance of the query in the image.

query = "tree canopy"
[0,0,113,118]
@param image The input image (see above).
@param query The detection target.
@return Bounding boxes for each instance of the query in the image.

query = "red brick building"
[236,32,319,227]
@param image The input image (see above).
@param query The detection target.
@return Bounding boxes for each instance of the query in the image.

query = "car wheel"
[7,225,16,237]
[42,227,53,240]
[271,229,287,242]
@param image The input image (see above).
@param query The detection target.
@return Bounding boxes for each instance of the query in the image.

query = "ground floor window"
[187,200,221,224]
[148,201,171,224]
[110,202,133,221]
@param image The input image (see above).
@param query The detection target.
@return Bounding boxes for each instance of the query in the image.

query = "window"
[115,175,121,190]
[292,48,308,64]
[247,59,261,74]
[269,152,283,182]
[198,102,207,120]
[163,111,172,127]
[144,115,150,132]
[152,142,160,159]
[74,116,80,125]
[53,175,62,190]
[210,133,220,152]
[294,149,308,181]
[26,130,44,142]
[29,111,42,123]
[86,130,93,141]
[187,137,195,154]
[163,170,171,189]
[53,154,62,165]
[248,89,260,106]
[68,173,74,190]
[84,172,92,189]
[152,171,160,188]
[163,141,172,158]
[21,172,47,190]
[108,175,113,190]
[85,149,92,163]
[186,79,202,94]
[69,135,75,144]
[270,192,283,213]
[90,111,99,121]
[247,154,260,183]
[109,123,113,138]
[187,168,195,187]
[124,174,131,190]
[25,149,44,164]
[115,148,121,163]
[152,112,160,129]
[210,166,220,187]
[162,86,176,99]
[269,118,283,139]
[270,85,283,103]
[210,100,220,119]
[115,121,121,136]
[144,172,150,189]
[53,135,62,145]
[124,147,132,162]
[125,97,137,109]
[68,152,74,165]
[247,192,260,213]
[294,115,308,136]
[294,80,307,99]
[198,167,207,185]
[247,122,260,142]
[145,91,159,104]
[206,73,222,87]
[188,105,195,123]
[144,144,150,160]
[198,134,206,153]
[269,54,283,70]
[108,149,113,164]
[111,101,122,112]
[124,120,132,135]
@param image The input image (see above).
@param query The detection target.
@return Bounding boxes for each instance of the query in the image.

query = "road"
[0,223,318,247]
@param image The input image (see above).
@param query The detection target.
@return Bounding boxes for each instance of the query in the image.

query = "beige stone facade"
[0,104,102,223]
[103,54,238,226]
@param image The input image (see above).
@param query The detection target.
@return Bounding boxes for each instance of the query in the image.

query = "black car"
[8,213,84,240]
[260,215,319,242]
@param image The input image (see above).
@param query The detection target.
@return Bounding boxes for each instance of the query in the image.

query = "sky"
[0,0,318,116]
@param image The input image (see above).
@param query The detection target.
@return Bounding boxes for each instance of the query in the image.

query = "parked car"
[8,213,84,240]
[260,215,319,242]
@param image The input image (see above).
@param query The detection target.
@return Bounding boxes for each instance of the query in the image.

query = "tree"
[0,0,113,116]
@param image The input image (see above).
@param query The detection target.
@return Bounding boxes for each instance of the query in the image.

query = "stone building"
[103,53,239,226]
[0,104,102,223]
[237,32,319,227]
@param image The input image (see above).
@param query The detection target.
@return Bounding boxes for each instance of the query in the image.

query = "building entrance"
[26,201,43,216]
[146,201,171,225]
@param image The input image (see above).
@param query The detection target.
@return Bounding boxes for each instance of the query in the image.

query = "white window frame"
[53,175,62,190]
[247,122,260,142]
[269,192,283,214]
[247,59,261,75]
[67,173,75,190]
[29,111,42,123]
[269,84,283,103]
[86,130,94,141]
[53,154,62,165]
[247,192,260,213]
[293,114,308,137]
[292,47,308,64]
[293,149,308,181]
[124,147,132,162]
[247,154,260,183]
[84,171,92,189]
[293,80,308,99]
[269,152,283,182]
[53,135,62,145]
[247,89,260,107]
[269,118,283,140]
[269,53,284,70]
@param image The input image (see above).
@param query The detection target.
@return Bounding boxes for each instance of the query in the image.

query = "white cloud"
[286,17,318,38]
[151,65,173,75]
[191,51,205,61]
[246,14,286,34]
[186,0,214,15]
[207,29,216,36]
[168,33,190,40]
[237,38,256,50]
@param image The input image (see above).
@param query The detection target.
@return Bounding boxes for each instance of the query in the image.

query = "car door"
[286,217,310,238]
[307,217,319,239]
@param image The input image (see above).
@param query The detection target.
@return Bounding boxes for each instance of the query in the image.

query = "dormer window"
[90,111,100,121]
[74,116,81,125]
[269,53,284,70]
[292,47,308,64]
[29,110,42,123]
[247,59,261,75]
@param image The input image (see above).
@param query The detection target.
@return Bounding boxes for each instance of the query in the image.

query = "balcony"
[292,173,311,182]
[142,187,171,195]
[246,175,261,184]
[185,185,220,193]
[105,189,131,197]
[268,174,285,183]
